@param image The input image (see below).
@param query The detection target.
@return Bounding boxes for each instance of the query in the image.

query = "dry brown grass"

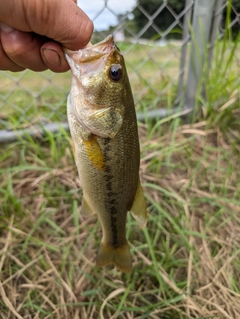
[0,115,240,318]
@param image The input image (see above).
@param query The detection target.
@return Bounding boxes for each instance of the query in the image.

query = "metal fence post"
[177,0,194,100]
[208,0,224,67]
[184,0,215,114]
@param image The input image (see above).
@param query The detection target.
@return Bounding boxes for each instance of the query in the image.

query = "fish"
[64,35,147,273]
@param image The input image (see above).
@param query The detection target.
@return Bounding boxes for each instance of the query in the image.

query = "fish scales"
[65,35,147,272]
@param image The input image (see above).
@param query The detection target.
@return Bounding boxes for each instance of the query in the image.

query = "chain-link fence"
[0,0,239,143]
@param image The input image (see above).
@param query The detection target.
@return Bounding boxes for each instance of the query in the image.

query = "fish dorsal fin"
[81,195,96,217]
[130,181,148,228]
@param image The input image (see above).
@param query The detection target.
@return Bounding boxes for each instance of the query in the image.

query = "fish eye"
[109,64,122,81]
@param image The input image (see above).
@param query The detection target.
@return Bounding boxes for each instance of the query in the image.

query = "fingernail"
[0,23,14,33]
[42,48,61,65]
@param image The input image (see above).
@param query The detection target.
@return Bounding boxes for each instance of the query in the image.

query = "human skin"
[0,0,93,72]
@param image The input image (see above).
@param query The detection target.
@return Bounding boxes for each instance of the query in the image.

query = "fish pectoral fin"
[81,196,96,217]
[96,242,132,273]
[130,181,148,228]
[83,136,105,171]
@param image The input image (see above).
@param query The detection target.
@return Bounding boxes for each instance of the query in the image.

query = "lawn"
[0,34,240,318]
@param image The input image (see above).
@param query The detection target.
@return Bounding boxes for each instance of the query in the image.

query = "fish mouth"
[64,35,120,63]
[85,35,119,56]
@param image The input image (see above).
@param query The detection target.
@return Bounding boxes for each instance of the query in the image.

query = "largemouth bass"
[65,35,147,273]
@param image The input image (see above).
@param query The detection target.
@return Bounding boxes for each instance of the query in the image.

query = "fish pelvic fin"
[81,195,96,217]
[130,181,148,228]
[72,139,76,161]
[96,242,132,273]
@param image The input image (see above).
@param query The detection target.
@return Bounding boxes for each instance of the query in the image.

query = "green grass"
[0,9,240,318]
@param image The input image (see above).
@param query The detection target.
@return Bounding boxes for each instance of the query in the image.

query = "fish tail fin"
[96,242,132,273]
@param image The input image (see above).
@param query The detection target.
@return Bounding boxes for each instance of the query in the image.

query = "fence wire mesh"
[0,0,239,142]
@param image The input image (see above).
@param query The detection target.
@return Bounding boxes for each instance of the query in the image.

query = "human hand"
[0,0,93,72]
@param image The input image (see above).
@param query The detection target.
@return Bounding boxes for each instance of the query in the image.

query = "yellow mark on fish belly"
[83,136,105,171]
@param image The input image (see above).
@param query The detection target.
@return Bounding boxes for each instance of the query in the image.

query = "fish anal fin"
[130,181,148,228]
[81,196,96,217]
[96,242,132,273]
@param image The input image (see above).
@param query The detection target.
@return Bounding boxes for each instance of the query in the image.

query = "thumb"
[40,0,94,50]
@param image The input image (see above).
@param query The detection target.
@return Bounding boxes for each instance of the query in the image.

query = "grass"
[1,110,240,318]
[0,10,240,318]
